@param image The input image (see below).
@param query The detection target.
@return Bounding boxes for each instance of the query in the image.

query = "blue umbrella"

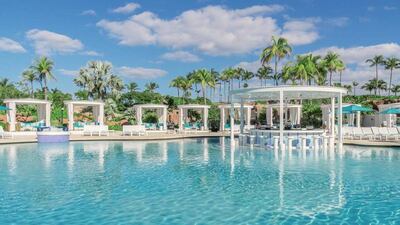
[0,105,11,110]
[342,105,373,113]
[381,108,400,114]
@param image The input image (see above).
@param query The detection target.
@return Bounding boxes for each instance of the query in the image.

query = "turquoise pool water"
[0,138,399,224]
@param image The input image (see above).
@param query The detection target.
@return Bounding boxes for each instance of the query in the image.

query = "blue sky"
[0,0,399,95]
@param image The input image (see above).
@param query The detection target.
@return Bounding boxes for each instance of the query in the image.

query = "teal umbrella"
[342,105,373,113]
[0,105,11,110]
[381,108,400,114]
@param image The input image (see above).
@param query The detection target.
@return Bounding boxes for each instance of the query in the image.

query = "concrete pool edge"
[1,133,400,147]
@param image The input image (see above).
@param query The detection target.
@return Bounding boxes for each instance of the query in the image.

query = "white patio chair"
[0,126,13,139]
[361,127,375,140]
[352,127,363,140]
[99,125,109,136]
[132,125,146,136]
[122,125,135,136]
[387,127,400,140]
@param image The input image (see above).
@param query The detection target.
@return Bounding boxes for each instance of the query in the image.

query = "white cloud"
[117,66,167,79]
[59,69,79,76]
[112,3,140,14]
[26,29,84,55]
[0,37,26,53]
[161,51,200,62]
[81,50,103,56]
[281,19,319,45]
[383,6,397,11]
[326,17,349,27]
[81,9,96,16]
[97,5,319,56]
[311,43,400,65]
[235,60,261,73]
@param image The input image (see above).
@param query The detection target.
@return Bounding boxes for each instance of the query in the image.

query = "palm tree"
[145,82,159,93]
[280,63,295,85]
[377,79,387,95]
[293,54,322,85]
[170,76,185,102]
[352,81,359,95]
[256,66,273,86]
[391,85,400,96]
[260,36,292,86]
[241,70,254,88]
[194,69,215,105]
[337,60,346,85]
[126,82,139,93]
[234,67,244,88]
[384,57,400,96]
[31,56,55,100]
[180,78,192,103]
[361,80,375,95]
[219,71,230,102]
[366,55,385,93]
[323,52,341,86]
[75,61,117,100]
[22,70,36,97]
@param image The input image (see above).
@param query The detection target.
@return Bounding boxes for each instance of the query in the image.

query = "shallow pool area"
[1,138,400,224]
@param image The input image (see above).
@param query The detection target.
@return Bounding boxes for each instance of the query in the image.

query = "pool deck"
[1,132,400,147]
[0,131,231,145]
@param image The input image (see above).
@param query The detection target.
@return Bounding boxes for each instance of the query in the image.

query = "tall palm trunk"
[339,71,342,85]
[375,64,378,80]
[43,77,48,100]
[201,84,206,105]
[219,83,222,102]
[274,57,278,86]
[177,88,180,104]
[329,71,333,86]
[389,68,393,96]
[30,81,34,97]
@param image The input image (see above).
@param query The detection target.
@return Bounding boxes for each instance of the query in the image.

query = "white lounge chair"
[0,126,13,139]
[387,127,400,140]
[83,125,108,136]
[352,127,363,140]
[122,125,146,136]
[361,127,375,140]
[99,125,109,136]
[343,127,354,139]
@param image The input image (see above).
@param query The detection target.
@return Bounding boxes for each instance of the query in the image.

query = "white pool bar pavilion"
[229,86,348,151]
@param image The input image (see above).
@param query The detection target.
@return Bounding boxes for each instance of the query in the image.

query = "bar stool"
[273,136,280,151]
[299,136,308,153]
[286,136,294,152]
[312,135,321,151]
[322,135,329,152]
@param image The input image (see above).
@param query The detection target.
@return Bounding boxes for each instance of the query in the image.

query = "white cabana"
[377,102,400,127]
[64,100,104,131]
[178,104,210,131]
[133,104,168,130]
[321,103,362,128]
[219,104,252,131]
[265,103,302,126]
[230,86,347,149]
[4,98,51,132]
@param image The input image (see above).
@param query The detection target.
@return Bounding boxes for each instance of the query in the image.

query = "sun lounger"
[361,127,375,140]
[83,125,108,136]
[0,126,13,139]
[122,125,146,136]
[387,127,400,140]
[343,127,354,139]
[99,125,109,136]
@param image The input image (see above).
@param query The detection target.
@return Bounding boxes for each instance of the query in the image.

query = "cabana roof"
[64,100,104,106]
[218,103,253,109]
[133,104,168,109]
[178,104,210,109]
[231,86,347,101]
[266,103,302,109]
[4,98,50,104]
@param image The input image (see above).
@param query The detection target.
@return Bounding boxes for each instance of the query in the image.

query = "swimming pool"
[0,138,399,224]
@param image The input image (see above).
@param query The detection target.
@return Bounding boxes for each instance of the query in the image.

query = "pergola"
[230,86,347,149]
[219,103,252,131]
[4,98,51,132]
[177,104,210,131]
[64,100,104,131]
[321,103,361,128]
[377,102,400,127]
[265,103,302,126]
[134,104,168,130]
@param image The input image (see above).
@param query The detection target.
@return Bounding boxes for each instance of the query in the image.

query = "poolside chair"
[360,127,375,140]
[0,126,13,139]
[371,127,386,140]
[123,125,146,136]
[387,127,400,140]
[99,125,109,136]
[343,127,354,139]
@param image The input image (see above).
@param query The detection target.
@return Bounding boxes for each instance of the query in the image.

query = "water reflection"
[83,142,109,169]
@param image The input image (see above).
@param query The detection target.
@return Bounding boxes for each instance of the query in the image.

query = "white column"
[240,100,244,134]
[246,107,251,128]
[67,103,74,131]
[330,97,335,138]
[338,93,343,148]
[356,111,361,127]
[279,90,284,148]
[204,107,208,130]
[297,106,301,125]
[6,102,16,132]
[98,104,104,125]
[163,107,167,130]
[45,103,51,127]
[136,107,142,125]
[230,103,235,144]
[179,108,183,130]
[267,107,273,125]
[220,107,225,131]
